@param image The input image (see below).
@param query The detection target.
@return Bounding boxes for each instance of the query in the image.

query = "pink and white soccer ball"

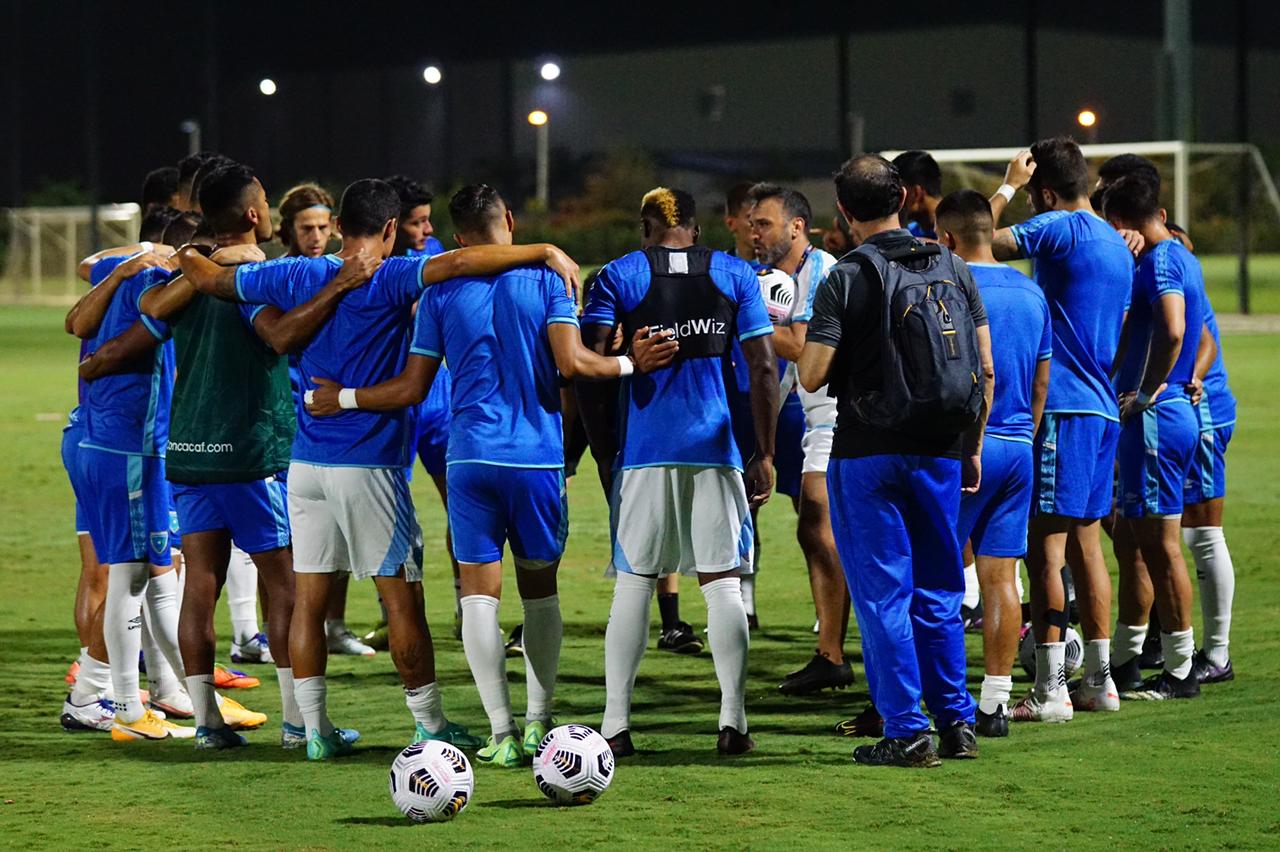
[532,724,616,805]
[757,268,795,324]
[389,740,474,823]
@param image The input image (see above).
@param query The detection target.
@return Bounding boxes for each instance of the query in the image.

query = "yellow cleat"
[111,709,195,742]
[218,695,268,730]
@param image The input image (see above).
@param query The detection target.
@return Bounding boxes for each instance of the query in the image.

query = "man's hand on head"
[1003,150,1036,191]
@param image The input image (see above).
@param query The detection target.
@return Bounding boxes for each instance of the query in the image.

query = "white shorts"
[287,462,423,582]
[608,465,753,578]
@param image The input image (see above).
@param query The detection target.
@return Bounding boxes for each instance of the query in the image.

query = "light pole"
[528,110,549,209]
[180,119,202,156]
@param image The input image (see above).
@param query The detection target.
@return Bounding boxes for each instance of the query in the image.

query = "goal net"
[1,204,142,305]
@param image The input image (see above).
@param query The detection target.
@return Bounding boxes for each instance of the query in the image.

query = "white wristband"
[615,356,635,377]
[139,240,154,254]
[338,388,359,410]
[303,390,315,406]
[995,184,1017,203]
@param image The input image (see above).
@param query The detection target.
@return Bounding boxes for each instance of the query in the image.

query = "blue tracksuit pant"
[827,454,976,738]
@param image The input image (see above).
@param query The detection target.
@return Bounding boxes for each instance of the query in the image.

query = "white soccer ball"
[1018,624,1084,679]
[532,723,615,805]
[757,268,795,324]
[389,740,474,823]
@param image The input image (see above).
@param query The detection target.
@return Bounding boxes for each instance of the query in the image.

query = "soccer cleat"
[150,686,195,719]
[836,704,884,739]
[1138,632,1165,670]
[218,695,268,730]
[778,651,855,696]
[504,624,524,658]
[1069,675,1120,712]
[60,693,115,732]
[327,629,376,657]
[64,659,80,685]
[213,666,260,689]
[974,706,1008,738]
[111,708,195,741]
[606,730,636,758]
[1121,670,1201,701]
[938,721,979,759]
[1190,650,1234,684]
[476,735,523,768]
[413,720,482,749]
[306,728,358,760]
[1010,689,1073,723]
[852,733,940,768]
[195,725,247,750]
[282,721,360,749]
[657,621,704,655]
[230,632,274,665]
[1111,656,1144,692]
[361,621,389,652]
[522,720,549,757]
[961,602,984,633]
[716,726,755,756]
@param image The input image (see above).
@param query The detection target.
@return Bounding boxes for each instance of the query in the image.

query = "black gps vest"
[622,246,737,362]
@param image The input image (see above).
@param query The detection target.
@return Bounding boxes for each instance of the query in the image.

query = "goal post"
[0,203,142,305]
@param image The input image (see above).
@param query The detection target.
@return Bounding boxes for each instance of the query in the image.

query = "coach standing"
[798,156,993,768]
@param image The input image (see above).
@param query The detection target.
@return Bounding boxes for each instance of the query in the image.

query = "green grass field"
[1,305,1278,850]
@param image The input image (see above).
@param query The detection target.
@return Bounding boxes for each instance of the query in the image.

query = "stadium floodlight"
[539,62,561,81]
[258,78,277,96]
[422,65,442,85]
[1077,109,1098,129]
[528,111,550,208]
[527,110,548,127]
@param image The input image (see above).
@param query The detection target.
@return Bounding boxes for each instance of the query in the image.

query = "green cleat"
[306,728,358,760]
[195,724,247,750]
[413,720,482,749]
[476,734,524,768]
[522,720,549,757]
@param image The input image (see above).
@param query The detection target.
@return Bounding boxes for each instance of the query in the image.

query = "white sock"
[143,570,187,684]
[1034,642,1066,698]
[185,674,222,730]
[324,620,349,639]
[105,563,148,722]
[277,667,303,728]
[405,681,447,734]
[1112,622,1148,667]
[1083,638,1111,684]
[701,576,750,734]
[979,674,1012,715]
[739,574,756,616]
[139,614,173,693]
[1014,561,1025,601]
[1161,629,1195,680]
[70,653,112,703]
[1184,526,1234,666]
[294,675,334,737]
[602,572,656,738]
[79,644,88,657]
[225,547,260,645]
[460,594,515,740]
[521,595,562,725]
[962,562,980,611]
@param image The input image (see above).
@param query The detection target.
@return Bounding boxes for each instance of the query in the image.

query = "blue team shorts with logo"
[446,463,567,567]
[959,436,1033,557]
[1033,412,1120,520]
[1118,401,1199,518]
[62,416,90,534]
[74,445,172,566]
[171,475,291,554]
[1183,422,1233,505]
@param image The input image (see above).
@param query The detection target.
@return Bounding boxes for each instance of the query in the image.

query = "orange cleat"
[213,666,260,689]
[65,659,80,685]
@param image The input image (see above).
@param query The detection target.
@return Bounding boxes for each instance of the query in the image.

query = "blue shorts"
[74,446,172,566]
[62,417,90,534]
[1034,412,1120,520]
[172,476,291,554]
[446,463,567,566]
[774,393,805,498]
[959,437,1033,557]
[1184,422,1232,505]
[414,369,452,477]
[1118,402,1198,518]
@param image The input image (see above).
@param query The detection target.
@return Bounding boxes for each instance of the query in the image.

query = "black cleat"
[504,624,524,658]
[1190,650,1234,684]
[1121,669,1201,701]
[961,602,984,633]
[974,706,1008,738]
[853,732,940,768]
[778,652,855,696]
[716,726,755,755]
[938,721,980,758]
[1111,656,1144,692]
[656,621,703,655]
[606,729,636,758]
[1138,632,1164,670]
[836,704,884,739]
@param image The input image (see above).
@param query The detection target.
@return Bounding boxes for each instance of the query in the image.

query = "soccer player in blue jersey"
[893,150,942,240]
[583,187,779,757]
[990,138,1133,721]
[939,190,1052,735]
[183,177,585,759]
[307,184,674,766]
[1103,176,1210,700]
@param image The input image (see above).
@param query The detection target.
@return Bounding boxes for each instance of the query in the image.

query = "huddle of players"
[58,135,1237,766]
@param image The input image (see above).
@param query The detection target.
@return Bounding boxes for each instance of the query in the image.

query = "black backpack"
[845,241,983,437]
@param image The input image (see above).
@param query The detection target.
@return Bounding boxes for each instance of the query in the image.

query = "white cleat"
[1069,676,1121,712]
[150,685,195,719]
[230,632,274,665]
[1010,688,1074,723]
[327,628,376,657]
[60,692,116,732]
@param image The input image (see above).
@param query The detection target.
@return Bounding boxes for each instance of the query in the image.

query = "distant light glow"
[1077,108,1097,128]
[527,110,549,127]
[259,78,278,96]
[539,62,561,81]
[422,65,442,85]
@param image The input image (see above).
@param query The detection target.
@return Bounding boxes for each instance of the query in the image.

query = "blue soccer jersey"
[1011,209,1132,419]
[1199,303,1236,429]
[582,248,773,471]
[80,267,174,457]
[235,253,428,467]
[410,265,578,468]
[1114,240,1208,403]
[406,236,447,258]
[968,263,1052,444]
[79,255,130,405]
